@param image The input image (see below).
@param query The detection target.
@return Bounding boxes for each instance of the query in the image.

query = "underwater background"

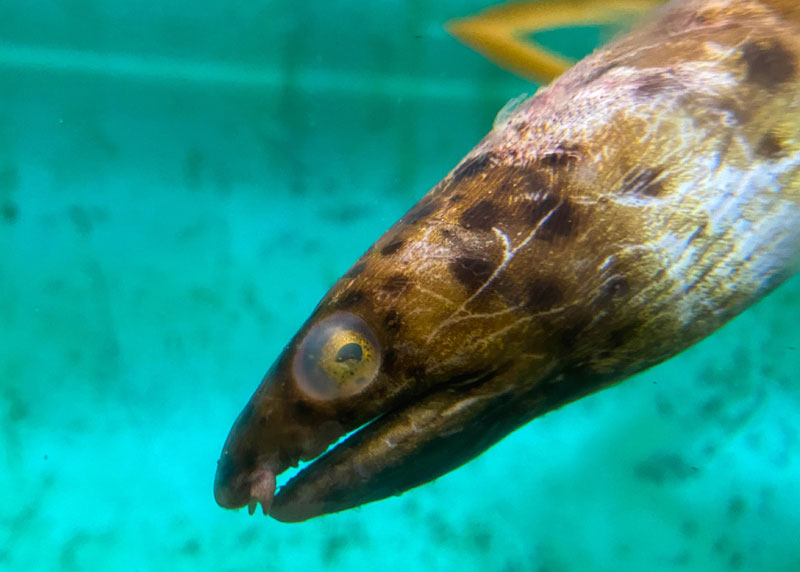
[1,1,798,570]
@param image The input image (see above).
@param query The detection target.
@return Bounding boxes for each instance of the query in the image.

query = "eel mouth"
[213,452,278,516]
[212,358,589,522]
[213,356,586,522]
[214,373,538,522]
[247,467,277,515]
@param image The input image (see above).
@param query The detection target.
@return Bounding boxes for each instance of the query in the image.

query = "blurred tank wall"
[0,0,529,203]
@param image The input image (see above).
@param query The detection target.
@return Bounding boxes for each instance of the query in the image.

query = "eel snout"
[214,452,277,515]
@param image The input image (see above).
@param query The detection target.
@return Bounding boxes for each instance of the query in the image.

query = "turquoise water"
[1,2,799,570]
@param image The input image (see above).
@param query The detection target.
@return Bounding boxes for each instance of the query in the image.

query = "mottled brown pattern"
[337,290,364,308]
[756,132,785,158]
[581,61,621,85]
[540,143,583,168]
[383,309,403,334]
[383,273,411,294]
[535,199,578,240]
[635,72,680,97]
[523,276,565,311]
[404,198,437,224]
[741,40,797,90]
[344,261,366,278]
[215,0,800,523]
[556,310,595,355]
[449,256,496,293]
[519,194,560,226]
[380,240,404,255]
[451,152,495,183]
[517,168,551,195]
[459,200,499,231]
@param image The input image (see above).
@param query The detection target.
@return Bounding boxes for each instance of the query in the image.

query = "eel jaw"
[247,467,277,515]
[268,383,525,522]
[269,365,593,523]
[215,357,597,522]
[213,448,278,516]
[213,367,531,521]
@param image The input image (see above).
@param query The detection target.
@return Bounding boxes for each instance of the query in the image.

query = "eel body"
[215,0,800,522]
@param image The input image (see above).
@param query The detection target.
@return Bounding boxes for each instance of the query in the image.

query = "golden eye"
[292,311,381,400]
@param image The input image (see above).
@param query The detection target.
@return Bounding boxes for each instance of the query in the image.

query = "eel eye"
[292,311,381,400]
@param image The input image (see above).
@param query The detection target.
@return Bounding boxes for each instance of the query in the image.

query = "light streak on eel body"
[214,0,800,522]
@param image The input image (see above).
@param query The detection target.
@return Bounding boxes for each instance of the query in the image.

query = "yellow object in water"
[447,0,664,83]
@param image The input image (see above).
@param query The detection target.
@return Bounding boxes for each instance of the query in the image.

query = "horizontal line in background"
[0,43,526,101]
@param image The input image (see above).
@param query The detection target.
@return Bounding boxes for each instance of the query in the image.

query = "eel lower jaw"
[215,360,591,522]
[267,377,534,522]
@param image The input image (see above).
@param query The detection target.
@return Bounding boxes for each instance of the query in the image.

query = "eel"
[214,0,800,522]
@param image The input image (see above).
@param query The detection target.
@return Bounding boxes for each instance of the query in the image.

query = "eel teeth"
[247,467,276,516]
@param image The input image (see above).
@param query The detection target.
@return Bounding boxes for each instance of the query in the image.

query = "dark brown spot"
[452,153,494,183]
[741,40,796,91]
[383,309,402,334]
[405,199,437,224]
[540,143,582,168]
[635,73,678,97]
[345,261,366,278]
[520,168,550,190]
[582,61,620,84]
[383,273,411,294]
[380,239,404,256]
[338,290,364,308]
[756,132,784,158]
[520,194,560,226]
[449,193,464,203]
[619,167,665,197]
[557,311,594,354]
[382,349,398,372]
[449,256,495,293]
[459,200,499,231]
[537,199,578,240]
[524,277,564,311]
[608,327,630,349]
